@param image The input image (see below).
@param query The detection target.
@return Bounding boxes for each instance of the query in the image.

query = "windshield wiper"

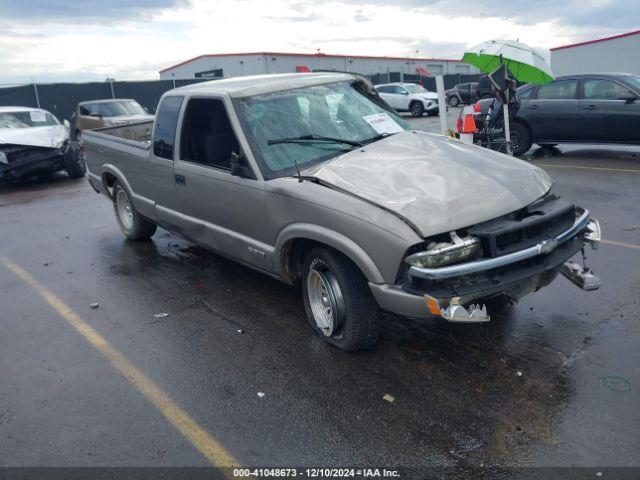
[267,134,363,147]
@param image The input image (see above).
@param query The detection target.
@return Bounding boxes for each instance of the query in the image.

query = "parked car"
[73,99,154,140]
[474,73,640,155]
[375,82,439,116]
[0,106,86,184]
[83,73,601,352]
[445,82,479,107]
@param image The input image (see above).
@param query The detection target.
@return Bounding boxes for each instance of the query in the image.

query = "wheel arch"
[274,224,385,285]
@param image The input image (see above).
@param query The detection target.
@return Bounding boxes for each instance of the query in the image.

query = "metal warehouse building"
[159,52,478,80]
[551,30,640,76]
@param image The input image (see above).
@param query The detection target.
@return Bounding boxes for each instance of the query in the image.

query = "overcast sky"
[0,0,637,84]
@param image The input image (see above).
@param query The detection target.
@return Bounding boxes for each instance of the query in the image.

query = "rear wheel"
[302,247,380,352]
[112,181,157,241]
[510,121,532,155]
[448,96,460,107]
[410,101,424,117]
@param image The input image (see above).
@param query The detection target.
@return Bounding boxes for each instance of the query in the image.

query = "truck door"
[173,96,271,271]
[147,95,183,218]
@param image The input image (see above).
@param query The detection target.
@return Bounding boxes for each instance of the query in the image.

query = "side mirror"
[619,93,638,102]
[230,151,256,179]
[401,91,409,95]
[63,119,70,129]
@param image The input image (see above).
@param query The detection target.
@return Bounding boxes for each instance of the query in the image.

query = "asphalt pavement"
[1,114,639,474]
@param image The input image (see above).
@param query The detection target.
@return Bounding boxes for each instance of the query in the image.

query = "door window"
[153,96,183,160]
[376,86,392,93]
[180,98,241,170]
[583,79,633,100]
[392,86,407,94]
[536,79,578,100]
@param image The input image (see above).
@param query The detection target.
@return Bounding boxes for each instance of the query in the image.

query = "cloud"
[0,0,635,83]
[0,0,190,23]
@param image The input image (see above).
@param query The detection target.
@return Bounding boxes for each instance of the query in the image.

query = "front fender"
[274,223,385,284]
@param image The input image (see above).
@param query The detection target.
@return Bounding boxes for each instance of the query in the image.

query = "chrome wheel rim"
[307,264,344,337]
[116,189,133,230]
[411,104,421,116]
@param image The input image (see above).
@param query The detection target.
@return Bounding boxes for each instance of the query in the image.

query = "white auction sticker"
[363,113,404,134]
[29,111,46,122]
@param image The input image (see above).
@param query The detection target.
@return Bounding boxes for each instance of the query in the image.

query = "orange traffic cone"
[461,109,478,133]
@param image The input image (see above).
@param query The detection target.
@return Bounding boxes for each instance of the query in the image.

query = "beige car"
[73,99,154,141]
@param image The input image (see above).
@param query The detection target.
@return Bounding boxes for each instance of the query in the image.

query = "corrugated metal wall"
[551,34,640,76]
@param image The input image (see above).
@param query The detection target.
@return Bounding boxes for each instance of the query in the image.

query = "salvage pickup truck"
[84,73,601,352]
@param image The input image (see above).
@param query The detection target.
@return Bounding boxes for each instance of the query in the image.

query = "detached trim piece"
[409,210,592,280]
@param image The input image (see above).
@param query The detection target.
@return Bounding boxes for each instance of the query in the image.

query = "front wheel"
[302,247,380,352]
[63,144,86,178]
[510,121,532,155]
[410,101,425,117]
[112,181,157,241]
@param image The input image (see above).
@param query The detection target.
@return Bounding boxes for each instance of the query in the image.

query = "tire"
[302,247,380,352]
[510,121,532,156]
[409,101,424,117]
[63,144,87,179]
[112,181,157,241]
[448,96,460,107]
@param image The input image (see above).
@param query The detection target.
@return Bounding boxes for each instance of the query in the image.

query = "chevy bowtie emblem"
[540,239,558,254]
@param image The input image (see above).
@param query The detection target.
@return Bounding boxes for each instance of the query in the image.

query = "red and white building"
[158,52,478,80]
[551,30,640,76]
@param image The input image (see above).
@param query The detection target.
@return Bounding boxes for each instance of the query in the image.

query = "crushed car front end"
[0,143,69,183]
[371,192,601,322]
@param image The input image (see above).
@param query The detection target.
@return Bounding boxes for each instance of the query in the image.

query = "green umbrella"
[462,40,554,155]
[462,39,555,85]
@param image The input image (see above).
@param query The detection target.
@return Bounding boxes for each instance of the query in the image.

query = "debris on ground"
[257,392,265,398]
[383,394,395,403]
[516,371,523,377]
[237,329,245,334]
[89,302,99,309]
[154,313,170,318]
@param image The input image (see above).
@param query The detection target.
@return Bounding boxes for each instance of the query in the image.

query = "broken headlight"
[405,232,481,269]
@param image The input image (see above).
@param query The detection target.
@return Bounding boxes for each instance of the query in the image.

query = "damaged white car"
[0,107,86,184]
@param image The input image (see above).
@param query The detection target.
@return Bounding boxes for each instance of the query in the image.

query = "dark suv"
[474,73,640,155]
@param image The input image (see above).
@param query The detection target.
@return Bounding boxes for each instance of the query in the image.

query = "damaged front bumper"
[0,143,69,183]
[370,211,601,322]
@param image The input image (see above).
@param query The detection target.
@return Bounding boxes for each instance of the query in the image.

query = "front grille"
[468,194,575,257]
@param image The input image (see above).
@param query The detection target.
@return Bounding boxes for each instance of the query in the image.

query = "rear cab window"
[153,96,184,160]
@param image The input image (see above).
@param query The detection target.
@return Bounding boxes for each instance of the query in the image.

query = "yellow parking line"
[601,239,640,250]
[535,163,640,174]
[0,256,239,470]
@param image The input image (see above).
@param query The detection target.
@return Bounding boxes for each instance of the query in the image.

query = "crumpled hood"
[0,124,69,149]
[303,131,552,237]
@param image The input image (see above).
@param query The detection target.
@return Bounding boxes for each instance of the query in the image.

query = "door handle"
[175,174,186,186]
[583,104,597,110]
[527,104,538,109]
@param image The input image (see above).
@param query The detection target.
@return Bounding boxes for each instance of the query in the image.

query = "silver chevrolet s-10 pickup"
[83,73,601,351]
